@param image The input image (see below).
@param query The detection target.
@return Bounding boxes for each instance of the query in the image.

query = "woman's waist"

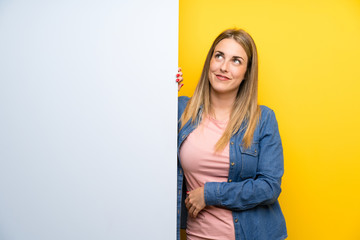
[186,206,235,239]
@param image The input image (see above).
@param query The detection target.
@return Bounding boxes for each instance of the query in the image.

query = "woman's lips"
[215,74,230,81]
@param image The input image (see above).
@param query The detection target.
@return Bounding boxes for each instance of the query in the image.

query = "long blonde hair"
[180,28,261,151]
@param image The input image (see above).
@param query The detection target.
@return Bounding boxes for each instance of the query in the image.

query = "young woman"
[176,29,287,240]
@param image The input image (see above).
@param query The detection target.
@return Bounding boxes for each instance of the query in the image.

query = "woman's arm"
[204,109,284,211]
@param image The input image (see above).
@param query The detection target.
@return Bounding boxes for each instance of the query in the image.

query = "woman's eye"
[215,54,223,59]
[233,59,241,64]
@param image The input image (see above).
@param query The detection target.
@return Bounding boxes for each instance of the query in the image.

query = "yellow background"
[179,0,360,239]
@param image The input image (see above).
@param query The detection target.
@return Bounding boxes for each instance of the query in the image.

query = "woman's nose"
[220,60,229,72]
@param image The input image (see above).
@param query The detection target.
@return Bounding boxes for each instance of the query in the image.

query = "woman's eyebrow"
[216,51,245,61]
[233,55,245,61]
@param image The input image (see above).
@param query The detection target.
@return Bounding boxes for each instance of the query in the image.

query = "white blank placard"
[0,1,178,239]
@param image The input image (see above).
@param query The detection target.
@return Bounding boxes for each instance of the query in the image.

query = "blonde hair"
[180,28,261,151]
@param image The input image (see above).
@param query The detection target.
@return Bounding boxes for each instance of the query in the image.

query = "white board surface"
[0,1,178,239]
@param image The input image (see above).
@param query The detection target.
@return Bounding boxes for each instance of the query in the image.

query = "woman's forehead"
[214,38,248,59]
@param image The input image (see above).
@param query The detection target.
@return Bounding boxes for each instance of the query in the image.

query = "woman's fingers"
[188,205,201,218]
[177,67,183,91]
[185,188,206,218]
[185,197,190,209]
[192,209,199,218]
[176,76,183,83]
[176,73,183,83]
[188,205,196,218]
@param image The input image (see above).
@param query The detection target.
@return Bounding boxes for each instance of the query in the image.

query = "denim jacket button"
[230,142,234,145]
[229,179,232,183]
[182,135,185,139]
[235,218,238,223]
[231,162,235,166]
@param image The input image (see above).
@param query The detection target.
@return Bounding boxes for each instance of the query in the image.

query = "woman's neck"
[209,88,237,122]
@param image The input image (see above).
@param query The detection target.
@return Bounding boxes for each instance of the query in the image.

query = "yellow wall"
[179,0,360,239]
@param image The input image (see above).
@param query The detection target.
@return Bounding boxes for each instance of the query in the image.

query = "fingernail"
[176,74,180,77]
[180,84,184,87]
[176,78,179,82]
[186,191,189,194]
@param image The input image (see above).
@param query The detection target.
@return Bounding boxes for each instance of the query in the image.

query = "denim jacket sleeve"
[204,108,284,211]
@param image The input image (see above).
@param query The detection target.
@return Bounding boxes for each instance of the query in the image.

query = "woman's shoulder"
[178,96,190,105]
[259,105,273,116]
[258,105,279,132]
[178,96,190,116]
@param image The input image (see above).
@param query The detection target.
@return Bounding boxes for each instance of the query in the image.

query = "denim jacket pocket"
[239,143,259,179]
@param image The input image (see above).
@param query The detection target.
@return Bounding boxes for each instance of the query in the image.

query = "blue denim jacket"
[177,96,287,240]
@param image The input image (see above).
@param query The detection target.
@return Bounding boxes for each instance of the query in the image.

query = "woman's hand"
[185,187,206,218]
[176,67,183,91]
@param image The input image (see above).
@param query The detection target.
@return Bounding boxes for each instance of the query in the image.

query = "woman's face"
[208,38,248,96]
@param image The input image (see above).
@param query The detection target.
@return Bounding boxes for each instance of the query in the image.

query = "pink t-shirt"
[180,115,235,240]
